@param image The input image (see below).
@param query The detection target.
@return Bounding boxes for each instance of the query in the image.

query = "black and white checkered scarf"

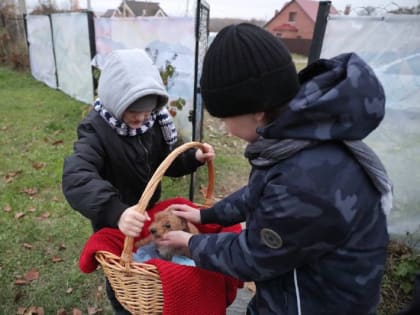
[93,98,177,145]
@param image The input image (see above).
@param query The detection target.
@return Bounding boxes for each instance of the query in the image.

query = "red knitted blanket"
[79,197,243,315]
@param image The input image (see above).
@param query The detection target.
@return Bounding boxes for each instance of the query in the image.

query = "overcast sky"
[25,0,420,19]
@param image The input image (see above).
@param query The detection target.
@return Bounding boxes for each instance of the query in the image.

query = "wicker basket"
[95,141,215,314]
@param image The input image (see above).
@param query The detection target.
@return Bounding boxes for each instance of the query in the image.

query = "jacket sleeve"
[188,180,350,282]
[62,123,128,228]
[200,186,248,226]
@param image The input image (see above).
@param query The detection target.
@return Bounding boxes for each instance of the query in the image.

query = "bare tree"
[389,1,420,14]
[0,1,28,69]
[71,0,80,11]
[357,6,378,16]
[30,0,60,14]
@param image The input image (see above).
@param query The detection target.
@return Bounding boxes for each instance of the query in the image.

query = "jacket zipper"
[137,136,151,179]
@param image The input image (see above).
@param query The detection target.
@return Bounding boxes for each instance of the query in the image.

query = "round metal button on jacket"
[260,228,283,249]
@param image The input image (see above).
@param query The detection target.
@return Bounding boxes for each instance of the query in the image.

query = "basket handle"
[121,141,215,267]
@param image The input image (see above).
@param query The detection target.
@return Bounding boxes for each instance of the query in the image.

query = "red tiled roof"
[265,0,339,26]
[295,0,339,21]
[296,0,319,21]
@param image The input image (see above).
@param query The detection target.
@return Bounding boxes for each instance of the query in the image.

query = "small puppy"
[136,208,199,260]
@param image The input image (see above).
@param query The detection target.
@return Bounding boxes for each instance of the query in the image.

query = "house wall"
[265,2,315,40]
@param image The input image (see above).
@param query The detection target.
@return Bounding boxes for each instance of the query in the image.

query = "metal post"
[87,11,97,95]
[189,0,211,202]
[308,1,331,64]
[48,14,59,88]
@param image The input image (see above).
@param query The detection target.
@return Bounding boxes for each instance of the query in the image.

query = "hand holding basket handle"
[94,142,242,315]
[121,141,215,268]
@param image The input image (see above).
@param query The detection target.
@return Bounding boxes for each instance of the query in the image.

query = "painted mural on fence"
[93,17,196,142]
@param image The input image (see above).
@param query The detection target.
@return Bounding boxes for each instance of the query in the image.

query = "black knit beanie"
[200,23,300,118]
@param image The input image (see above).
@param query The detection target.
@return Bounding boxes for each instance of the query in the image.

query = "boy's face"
[122,110,152,129]
[122,95,157,128]
[221,112,265,143]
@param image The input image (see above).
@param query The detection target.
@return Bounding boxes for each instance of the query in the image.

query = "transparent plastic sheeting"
[26,15,57,89]
[25,13,197,142]
[26,13,94,104]
[321,15,420,235]
[93,17,196,141]
[51,13,94,104]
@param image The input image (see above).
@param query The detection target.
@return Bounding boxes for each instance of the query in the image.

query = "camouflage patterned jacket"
[190,53,389,315]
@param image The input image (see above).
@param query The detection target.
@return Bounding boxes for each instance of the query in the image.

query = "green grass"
[0,67,113,314]
[292,53,308,71]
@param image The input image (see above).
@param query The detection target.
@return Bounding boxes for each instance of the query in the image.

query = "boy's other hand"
[167,204,201,224]
[118,205,151,237]
[195,142,215,163]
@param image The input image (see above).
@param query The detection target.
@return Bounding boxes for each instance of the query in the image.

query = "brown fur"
[135,208,199,260]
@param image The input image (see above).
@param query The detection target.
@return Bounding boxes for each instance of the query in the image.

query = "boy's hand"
[195,142,215,163]
[118,205,151,237]
[158,230,192,249]
[167,204,201,224]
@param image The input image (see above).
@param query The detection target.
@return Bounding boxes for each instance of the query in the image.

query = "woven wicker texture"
[95,142,214,314]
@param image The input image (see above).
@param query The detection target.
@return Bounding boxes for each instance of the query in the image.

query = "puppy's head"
[149,209,197,241]
[149,208,198,260]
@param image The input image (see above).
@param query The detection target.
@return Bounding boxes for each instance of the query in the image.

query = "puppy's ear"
[186,222,199,235]
[154,211,165,220]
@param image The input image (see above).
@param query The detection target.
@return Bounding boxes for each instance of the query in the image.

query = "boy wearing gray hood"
[62,49,214,314]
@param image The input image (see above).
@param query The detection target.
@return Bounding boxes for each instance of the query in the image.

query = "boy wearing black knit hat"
[159,23,391,314]
[62,48,215,314]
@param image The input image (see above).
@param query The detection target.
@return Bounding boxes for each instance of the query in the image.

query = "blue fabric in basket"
[133,243,196,267]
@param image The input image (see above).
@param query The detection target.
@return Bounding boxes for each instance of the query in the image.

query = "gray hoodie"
[98,48,169,120]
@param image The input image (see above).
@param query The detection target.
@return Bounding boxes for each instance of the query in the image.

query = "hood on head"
[97,49,169,120]
[260,53,386,141]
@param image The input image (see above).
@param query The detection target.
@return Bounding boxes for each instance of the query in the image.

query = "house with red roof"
[102,1,167,18]
[264,0,338,56]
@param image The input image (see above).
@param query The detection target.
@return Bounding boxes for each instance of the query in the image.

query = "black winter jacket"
[62,110,202,231]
